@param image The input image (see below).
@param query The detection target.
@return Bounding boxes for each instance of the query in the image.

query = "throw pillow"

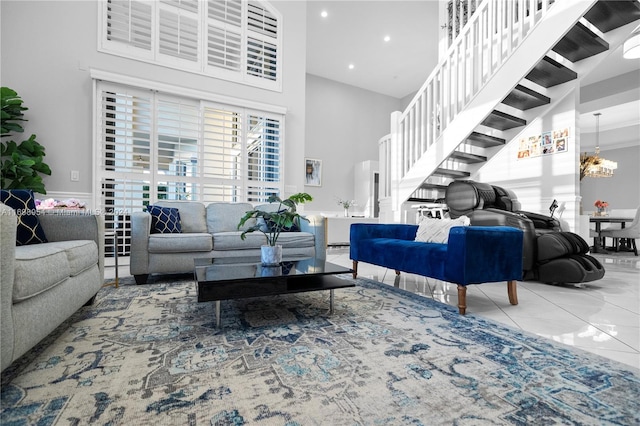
[0,189,48,245]
[414,215,470,244]
[147,205,182,234]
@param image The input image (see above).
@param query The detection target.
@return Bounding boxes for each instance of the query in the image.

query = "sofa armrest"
[300,215,327,258]
[445,226,523,285]
[38,210,105,280]
[349,223,418,261]
[1,203,17,370]
[130,211,151,275]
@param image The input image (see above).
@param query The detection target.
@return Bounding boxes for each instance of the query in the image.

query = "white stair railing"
[381,0,562,213]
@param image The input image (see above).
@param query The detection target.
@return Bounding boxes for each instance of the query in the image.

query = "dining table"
[589,216,635,253]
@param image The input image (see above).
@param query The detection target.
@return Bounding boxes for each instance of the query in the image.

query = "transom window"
[99,0,281,91]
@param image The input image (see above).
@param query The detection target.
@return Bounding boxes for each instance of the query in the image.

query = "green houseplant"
[238,193,313,264]
[1,87,51,194]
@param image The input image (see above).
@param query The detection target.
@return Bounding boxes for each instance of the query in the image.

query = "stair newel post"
[389,111,403,220]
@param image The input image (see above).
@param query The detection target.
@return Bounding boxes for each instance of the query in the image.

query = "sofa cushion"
[212,231,315,251]
[148,205,182,234]
[155,201,207,233]
[13,240,98,302]
[47,240,99,276]
[148,233,213,253]
[415,215,470,244]
[1,189,48,246]
[207,203,256,233]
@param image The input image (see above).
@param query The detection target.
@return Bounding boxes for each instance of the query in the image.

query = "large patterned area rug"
[2,275,639,425]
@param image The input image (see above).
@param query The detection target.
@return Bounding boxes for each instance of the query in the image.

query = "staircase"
[380,0,640,219]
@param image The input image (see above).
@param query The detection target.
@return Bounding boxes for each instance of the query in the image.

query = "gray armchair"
[1,204,104,371]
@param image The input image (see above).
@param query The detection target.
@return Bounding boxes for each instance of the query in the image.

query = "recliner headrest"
[445,180,496,218]
[492,185,521,212]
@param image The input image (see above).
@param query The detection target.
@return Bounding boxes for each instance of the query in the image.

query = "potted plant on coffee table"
[238,192,313,265]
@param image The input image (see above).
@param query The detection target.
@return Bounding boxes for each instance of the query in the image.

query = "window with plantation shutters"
[105,0,153,52]
[99,0,282,91]
[95,80,284,254]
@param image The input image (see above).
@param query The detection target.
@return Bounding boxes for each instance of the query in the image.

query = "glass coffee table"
[194,255,354,327]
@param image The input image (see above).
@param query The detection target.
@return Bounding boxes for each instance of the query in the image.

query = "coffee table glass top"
[194,255,351,283]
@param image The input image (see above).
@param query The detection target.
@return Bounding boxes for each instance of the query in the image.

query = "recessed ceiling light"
[348,64,355,70]
[384,35,391,42]
[321,10,328,18]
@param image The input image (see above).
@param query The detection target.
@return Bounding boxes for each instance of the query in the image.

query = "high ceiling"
[305,1,640,148]
[306,1,440,99]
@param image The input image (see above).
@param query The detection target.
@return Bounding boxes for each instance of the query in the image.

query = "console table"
[326,217,379,246]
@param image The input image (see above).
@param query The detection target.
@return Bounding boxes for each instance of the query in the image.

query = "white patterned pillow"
[414,215,471,244]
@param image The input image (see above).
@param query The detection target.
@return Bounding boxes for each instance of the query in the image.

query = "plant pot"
[261,245,282,266]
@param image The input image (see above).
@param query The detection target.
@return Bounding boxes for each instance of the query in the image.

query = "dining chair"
[599,206,640,256]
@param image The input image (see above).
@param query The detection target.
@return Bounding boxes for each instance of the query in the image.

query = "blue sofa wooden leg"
[508,280,518,305]
[457,285,467,314]
[352,261,358,279]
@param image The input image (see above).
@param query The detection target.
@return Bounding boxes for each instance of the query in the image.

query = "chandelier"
[580,113,617,180]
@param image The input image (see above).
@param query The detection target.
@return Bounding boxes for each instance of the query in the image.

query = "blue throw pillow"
[0,189,48,246]
[147,205,182,234]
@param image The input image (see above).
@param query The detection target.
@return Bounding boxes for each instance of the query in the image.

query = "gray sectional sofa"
[1,203,104,372]
[130,201,327,284]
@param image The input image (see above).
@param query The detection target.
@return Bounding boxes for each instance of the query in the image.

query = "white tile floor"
[324,247,640,370]
[105,248,640,370]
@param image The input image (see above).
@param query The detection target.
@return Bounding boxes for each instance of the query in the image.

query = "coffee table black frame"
[194,255,354,327]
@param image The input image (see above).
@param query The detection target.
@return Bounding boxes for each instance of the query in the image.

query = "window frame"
[97,0,283,92]
[92,70,286,254]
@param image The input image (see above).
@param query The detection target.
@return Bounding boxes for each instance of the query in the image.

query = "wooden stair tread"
[502,84,550,111]
[526,56,578,88]
[418,183,449,192]
[552,22,609,62]
[584,0,640,33]
[481,110,527,131]
[433,168,471,179]
[449,151,487,164]
[465,132,506,148]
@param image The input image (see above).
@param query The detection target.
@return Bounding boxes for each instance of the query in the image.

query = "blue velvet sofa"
[350,224,524,314]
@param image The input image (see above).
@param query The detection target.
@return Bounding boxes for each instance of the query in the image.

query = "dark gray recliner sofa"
[445,180,605,284]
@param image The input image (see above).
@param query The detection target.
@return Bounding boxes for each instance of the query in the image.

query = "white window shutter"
[246,113,281,203]
[207,26,242,71]
[246,114,281,183]
[97,84,155,255]
[246,37,277,81]
[95,80,285,254]
[100,0,281,90]
[105,0,153,51]
[247,1,278,38]
[156,96,201,200]
[158,4,199,62]
[202,105,244,197]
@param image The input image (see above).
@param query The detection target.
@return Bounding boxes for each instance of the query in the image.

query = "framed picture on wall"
[305,158,322,186]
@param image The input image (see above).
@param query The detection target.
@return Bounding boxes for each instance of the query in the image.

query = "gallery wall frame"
[517,127,570,159]
[305,158,322,186]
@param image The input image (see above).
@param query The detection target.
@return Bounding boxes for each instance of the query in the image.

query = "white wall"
[0,0,307,202]
[580,145,640,212]
[476,94,581,232]
[304,74,401,215]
